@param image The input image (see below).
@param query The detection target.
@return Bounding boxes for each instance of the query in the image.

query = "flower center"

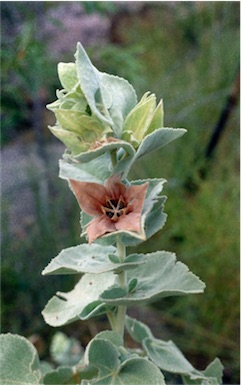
[101,196,128,222]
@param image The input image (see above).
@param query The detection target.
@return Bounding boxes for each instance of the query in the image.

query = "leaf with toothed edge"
[42,244,146,276]
[42,273,116,327]
[100,251,205,305]
[135,127,187,160]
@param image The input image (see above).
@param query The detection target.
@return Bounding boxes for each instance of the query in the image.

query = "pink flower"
[69,175,148,243]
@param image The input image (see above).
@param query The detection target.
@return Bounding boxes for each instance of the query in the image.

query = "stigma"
[101,196,128,222]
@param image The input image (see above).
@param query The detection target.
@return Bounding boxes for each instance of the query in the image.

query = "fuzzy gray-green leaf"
[100,251,205,305]
[0,334,41,385]
[135,127,187,160]
[42,273,116,326]
[42,244,146,275]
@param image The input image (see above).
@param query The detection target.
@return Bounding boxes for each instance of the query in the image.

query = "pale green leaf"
[135,127,187,160]
[100,252,205,305]
[42,244,146,275]
[144,338,195,374]
[203,358,224,384]
[73,140,135,178]
[99,73,137,137]
[125,316,153,344]
[85,338,165,384]
[55,110,104,135]
[58,62,78,91]
[49,125,90,154]
[94,330,124,348]
[147,98,164,134]
[59,154,111,184]
[121,195,167,246]
[125,317,223,385]
[42,273,116,326]
[0,333,41,385]
[130,178,166,215]
[75,42,112,125]
[123,92,156,143]
[50,331,83,366]
[43,367,76,385]
[128,278,138,293]
[144,338,222,385]
[47,86,87,113]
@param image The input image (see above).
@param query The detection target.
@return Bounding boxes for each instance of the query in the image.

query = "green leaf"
[146,339,223,385]
[58,62,78,91]
[135,127,187,160]
[43,367,76,385]
[49,125,90,155]
[100,251,205,305]
[75,42,112,125]
[59,154,111,184]
[203,358,224,384]
[42,244,146,275]
[142,196,167,241]
[181,358,224,385]
[94,330,124,348]
[47,86,87,113]
[131,178,166,215]
[0,333,41,385]
[100,73,137,137]
[125,317,223,385]
[73,139,136,178]
[128,278,138,293]
[42,272,116,326]
[125,316,153,344]
[55,110,104,134]
[50,331,83,366]
[147,98,164,134]
[51,110,109,155]
[144,338,195,374]
[85,338,165,384]
[123,92,156,143]
[121,195,167,247]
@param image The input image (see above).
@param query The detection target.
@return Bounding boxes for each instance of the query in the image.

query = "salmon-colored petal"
[69,179,107,216]
[125,182,149,212]
[87,215,116,243]
[115,212,142,234]
[105,175,126,200]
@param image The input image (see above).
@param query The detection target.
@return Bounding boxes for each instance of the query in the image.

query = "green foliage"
[2,1,239,383]
[50,331,83,366]
[0,334,42,385]
[126,317,223,385]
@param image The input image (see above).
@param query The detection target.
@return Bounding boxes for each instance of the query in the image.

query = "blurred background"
[1,2,239,383]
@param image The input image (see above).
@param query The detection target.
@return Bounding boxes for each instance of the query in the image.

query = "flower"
[69,175,148,243]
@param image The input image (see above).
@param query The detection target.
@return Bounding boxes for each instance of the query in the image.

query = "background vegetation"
[1,2,239,384]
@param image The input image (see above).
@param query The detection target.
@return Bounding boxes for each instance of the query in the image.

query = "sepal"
[123,92,157,144]
[57,62,78,91]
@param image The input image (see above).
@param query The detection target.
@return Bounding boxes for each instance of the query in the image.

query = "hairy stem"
[113,236,127,338]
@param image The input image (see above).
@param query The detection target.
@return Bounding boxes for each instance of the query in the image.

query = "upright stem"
[114,236,127,338]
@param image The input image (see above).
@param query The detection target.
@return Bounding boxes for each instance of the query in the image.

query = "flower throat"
[101,196,128,222]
